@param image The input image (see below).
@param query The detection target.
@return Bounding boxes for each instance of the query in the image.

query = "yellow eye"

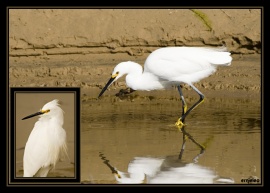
[112,72,119,78]
[41,109,50,113]
[111,72,119,75]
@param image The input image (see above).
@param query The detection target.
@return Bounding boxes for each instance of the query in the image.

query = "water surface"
[80,93,261,184]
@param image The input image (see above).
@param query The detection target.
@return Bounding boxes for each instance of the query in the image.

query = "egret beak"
[22,109,50,120]
[98,76,116,98]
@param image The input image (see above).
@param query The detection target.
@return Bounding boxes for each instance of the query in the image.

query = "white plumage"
[98,46,232,127]
[113,157,235,184]
[22,99,67,177]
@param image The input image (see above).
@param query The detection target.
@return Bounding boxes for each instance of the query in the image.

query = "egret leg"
[175,85,187,129]
[176,85,205,160]
[181,128,206,150]
[177,85,188,119]
[178,130,188,159]
[175,84,204,127]
[177,85,188,159]
[178,126,206,160]
[192,148,205,163]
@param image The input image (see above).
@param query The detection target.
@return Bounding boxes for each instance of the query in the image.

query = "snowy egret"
[22,99,68,177]
[111,156,234,184]
[114,157,164,183]
[98,46,232,127]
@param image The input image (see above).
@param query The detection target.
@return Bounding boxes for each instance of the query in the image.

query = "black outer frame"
[8,87,81,185]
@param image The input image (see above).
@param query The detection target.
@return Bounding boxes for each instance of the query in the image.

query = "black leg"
[177,85,187,120]
[177,85,188,160]
[193,148,205,163]
[178,130,188,160]
[175,84,204,128]
[177,85,205,160]
[178,126,206,160]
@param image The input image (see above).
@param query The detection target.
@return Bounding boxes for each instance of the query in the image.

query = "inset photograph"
[9,87,80,184]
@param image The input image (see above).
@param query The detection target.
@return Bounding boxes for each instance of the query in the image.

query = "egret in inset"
[98,46,232,127]
[22,99,68,177]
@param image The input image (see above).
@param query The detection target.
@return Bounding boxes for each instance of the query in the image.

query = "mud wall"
[9,9,261,57]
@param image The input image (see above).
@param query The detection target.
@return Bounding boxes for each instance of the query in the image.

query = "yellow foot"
[175,118,186,130]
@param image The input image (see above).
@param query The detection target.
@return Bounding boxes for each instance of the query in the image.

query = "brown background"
[9,9,260,55]
[15,92,75,177]
[8,8,262,183]
[9,9,261,99]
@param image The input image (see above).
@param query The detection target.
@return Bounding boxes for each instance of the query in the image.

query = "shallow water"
[12,55,262,185]
[80,93,261,185]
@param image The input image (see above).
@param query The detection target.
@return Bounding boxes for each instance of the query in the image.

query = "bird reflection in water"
[115,85,207,162]
[100,67,233,183]
[99,152,234,184]
[99,111,231,184]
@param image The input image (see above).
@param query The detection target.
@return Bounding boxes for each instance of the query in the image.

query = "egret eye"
[111,72,119,76]
[41,109,50,114]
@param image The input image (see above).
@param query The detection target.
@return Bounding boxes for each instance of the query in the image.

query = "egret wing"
[23,122,52,176]
[144,47,231,83]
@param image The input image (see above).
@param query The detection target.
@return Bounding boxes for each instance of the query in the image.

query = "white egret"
[98,46,232,127]
[22,99,68,177]
[112,156,235,184]
[113,157,164,184]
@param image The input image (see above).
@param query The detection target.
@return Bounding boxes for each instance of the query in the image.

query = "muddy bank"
[9,53,261,100]
[8,9,261,100]
[9,9,261,56]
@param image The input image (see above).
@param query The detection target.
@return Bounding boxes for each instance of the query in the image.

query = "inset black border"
[9,87,81,185]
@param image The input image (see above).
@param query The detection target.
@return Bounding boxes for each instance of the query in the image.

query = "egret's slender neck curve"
[118,61,168,91]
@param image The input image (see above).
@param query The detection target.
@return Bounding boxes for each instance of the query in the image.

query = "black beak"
[22,111,44,120]
[98,77,116,98]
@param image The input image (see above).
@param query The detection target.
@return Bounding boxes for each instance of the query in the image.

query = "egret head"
[98,62,130,98]
[22,99,63,121]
